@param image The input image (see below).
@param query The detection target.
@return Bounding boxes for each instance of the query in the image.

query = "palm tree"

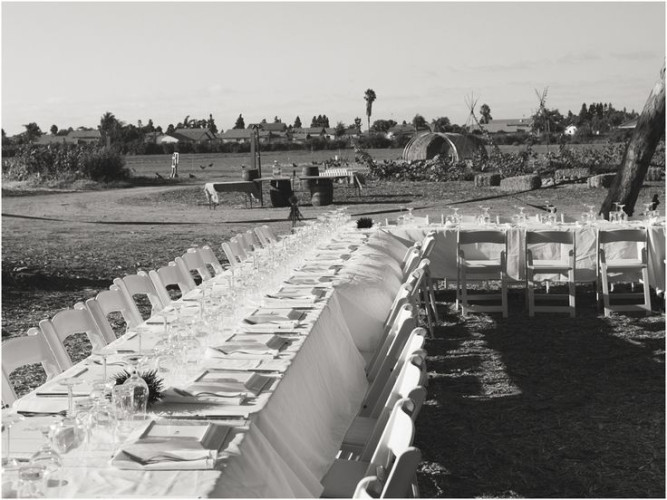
[364,89,377,133]
[99,112,118,148]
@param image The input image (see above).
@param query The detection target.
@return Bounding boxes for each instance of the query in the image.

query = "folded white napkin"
[202,358,262,370]
[146,313,178,325]
[112,439,218,470]
[14,396,68,415]
[160,387,246,406]
[261,298,316,309]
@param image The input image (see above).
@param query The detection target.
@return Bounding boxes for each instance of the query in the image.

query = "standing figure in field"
[170,152,180,178]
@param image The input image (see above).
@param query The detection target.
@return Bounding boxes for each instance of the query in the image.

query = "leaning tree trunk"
[601,63,665,219]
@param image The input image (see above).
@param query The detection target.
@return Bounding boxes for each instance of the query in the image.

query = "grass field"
[2,149,664,497]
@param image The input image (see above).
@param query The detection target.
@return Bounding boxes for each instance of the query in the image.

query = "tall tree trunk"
[600,63,665,218]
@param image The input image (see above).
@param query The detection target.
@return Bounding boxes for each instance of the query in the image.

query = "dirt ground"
[2,178,664,497]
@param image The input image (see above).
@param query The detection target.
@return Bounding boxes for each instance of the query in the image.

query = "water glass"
[111,385,133,432]
[17,464,46,498]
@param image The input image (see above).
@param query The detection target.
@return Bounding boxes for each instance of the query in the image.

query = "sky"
[1,1,665,136]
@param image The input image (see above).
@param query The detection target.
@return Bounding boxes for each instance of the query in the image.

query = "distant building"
[564,125,578,136]
[69,129,102,144]
[170,128,216,143]
[468,118,533,134]
[291,127,335,142]
[33,135,75,145]
[386,124,417,140]
[218,128,271,144]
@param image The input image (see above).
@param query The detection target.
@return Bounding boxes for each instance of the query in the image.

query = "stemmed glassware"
[122,354,149,419]
[58,377,83,417]
[29,422,63,491]
[2,410,25,468]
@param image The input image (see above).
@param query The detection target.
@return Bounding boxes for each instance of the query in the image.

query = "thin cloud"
[611,50,657,61]
[556,52,602,64]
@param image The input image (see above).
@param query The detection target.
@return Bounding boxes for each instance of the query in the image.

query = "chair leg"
[428,279,440,324]
[527,275,535,317]
[460,268,468,316]
[569,269,576,318]
[600,264,612,317]
[641,267,652,315]
[501,271,508,318]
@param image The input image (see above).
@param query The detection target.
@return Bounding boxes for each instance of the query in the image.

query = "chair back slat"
[367,399,415,473]
[459,230,507,245]
[149,263,195,305]
[40,305,106,369]
[2,328,62,405]
[526,230,574,245]
[599,228,647,245]
[113,272,164,318]
[196,245,224,275]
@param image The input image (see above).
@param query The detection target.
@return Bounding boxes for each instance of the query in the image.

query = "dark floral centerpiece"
[356,217,374,229]
[113,369,164,407]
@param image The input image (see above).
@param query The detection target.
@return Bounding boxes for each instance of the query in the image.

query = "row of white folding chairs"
[321,327,429,498]
[2,245,226,405]
[455,227,655,319]
[221,225,279,267]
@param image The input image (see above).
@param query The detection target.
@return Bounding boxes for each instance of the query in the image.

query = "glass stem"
[67,386,74,416]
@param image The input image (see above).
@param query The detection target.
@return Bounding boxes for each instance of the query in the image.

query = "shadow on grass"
[417,288,665,498]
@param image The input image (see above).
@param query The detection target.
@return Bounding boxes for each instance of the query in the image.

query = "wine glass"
[122,354,149,419]
[58,377,83,417]
[2,410,25,468]
[29,422,63,491]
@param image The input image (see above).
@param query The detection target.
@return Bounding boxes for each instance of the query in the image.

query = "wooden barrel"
[269,179,293,207]
[310,178,334,206]
[242,168,259,181]
[302,165,319,190]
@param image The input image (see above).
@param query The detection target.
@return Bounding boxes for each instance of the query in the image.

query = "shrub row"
[2,143,129,182]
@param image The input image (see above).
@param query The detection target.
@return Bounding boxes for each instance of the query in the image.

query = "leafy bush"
[2,143,128,183]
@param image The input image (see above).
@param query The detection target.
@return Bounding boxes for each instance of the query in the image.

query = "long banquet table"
[390,220,666,292]
[4,223,413,498]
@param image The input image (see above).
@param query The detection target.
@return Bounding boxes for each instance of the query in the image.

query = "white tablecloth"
[7,226,398,498]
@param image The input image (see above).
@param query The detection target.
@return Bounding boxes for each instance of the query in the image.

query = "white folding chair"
[352,447,422,499]
[361,327,428,418]
[525,230,576,317]
[84,285,143,345]
[457,229,508,317]
[414,259,439,334]
[221,241,242,267]
[2,328,62,405]
[598,228,652,316]
[341,353,428,459]
[229,237,249,261]
[39,305,107,369]
[259,225,279,244]
[195,245,224,276]
[149,262,196,306]
[402,244,422,279]
[233,234,253,256]
[113,271,165,319]
[243,230,262,252]
[253,227,270,249]
[321,398,419,498]
[365,304,417,382]
[176,250,212,283]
